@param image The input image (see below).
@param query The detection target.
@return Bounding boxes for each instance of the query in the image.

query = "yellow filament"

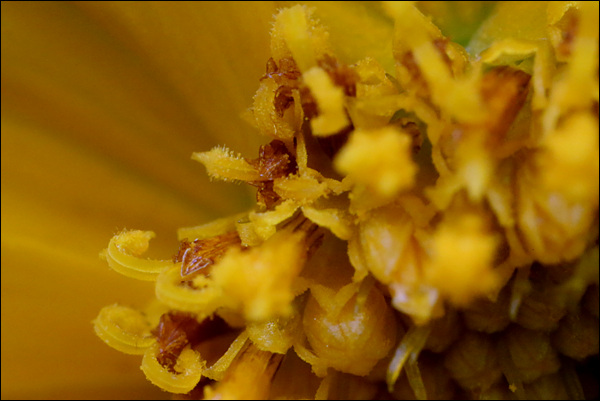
[104,230,174,281]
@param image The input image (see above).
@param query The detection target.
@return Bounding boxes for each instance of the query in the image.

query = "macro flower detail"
[94,2,599,399]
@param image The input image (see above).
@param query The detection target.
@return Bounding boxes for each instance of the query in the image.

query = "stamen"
[175,231,242,280]
[95,2,599,398]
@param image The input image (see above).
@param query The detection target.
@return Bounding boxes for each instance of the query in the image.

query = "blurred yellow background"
[1,2,278,398]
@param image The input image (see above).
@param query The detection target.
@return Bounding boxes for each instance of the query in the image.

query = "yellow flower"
[2,1,599,400]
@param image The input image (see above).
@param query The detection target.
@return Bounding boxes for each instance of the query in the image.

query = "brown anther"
[248,140,297,180]
[247,140,298,209]
[153,312,231,373]
[274,86,295,118]
[299,85,319,119]
[439,66,531,167]
[261,57,302,118]
[401,121,423,153]
[556,11,578,58]
[152,312,201,373]
[265,57,278,76]
[261,57,302,84]
[297,55,357,121]
[251,181,281,210]
[317,54,359,97]
[399,37,453,99]
[389,110,426,154]
[175,231,242,280]
[480,66,531,141]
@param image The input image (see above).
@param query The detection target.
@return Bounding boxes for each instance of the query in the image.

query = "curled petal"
[203,330,249,381]
[93,304,155,355]
[104,230,174,281]
[155,265,224,314]
[141,343,204,394]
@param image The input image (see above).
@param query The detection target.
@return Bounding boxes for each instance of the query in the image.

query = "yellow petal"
[1,1,280,398]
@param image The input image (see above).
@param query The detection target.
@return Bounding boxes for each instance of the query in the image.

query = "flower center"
[94,3,599,399]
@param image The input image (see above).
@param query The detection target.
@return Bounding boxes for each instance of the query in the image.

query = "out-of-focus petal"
[1,1,283,398]
[467,1,549,56]
[417,1,497,47]
[276,1,396,72]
